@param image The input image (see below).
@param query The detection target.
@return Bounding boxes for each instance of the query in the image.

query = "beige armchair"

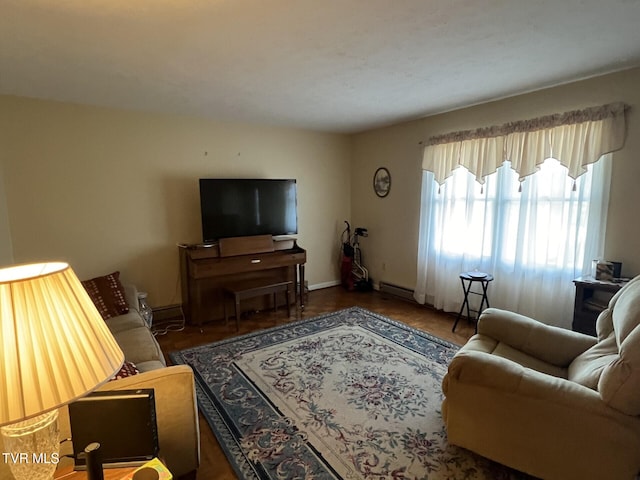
[442,275,640,480]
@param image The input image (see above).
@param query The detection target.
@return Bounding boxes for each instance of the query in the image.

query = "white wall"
[352,67,640,291]
[0,96,351,307]
[0,103,14,265]
[0,162,14,267]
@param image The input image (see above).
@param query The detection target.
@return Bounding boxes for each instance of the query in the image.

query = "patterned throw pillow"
[81,271,129,320]
[111,361,140,381]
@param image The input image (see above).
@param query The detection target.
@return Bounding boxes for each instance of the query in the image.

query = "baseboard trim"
[309,280,341,291]
[378,281,417,302]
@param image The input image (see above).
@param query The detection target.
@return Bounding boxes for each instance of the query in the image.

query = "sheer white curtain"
[414,104,626,328]
[414,156,611,327]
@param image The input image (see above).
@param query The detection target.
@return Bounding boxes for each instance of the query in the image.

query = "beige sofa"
[0,285,200,479]
[442,275,640,480]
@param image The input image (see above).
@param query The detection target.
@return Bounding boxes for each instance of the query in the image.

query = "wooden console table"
[573,276,624,336]
[179,236,306,326]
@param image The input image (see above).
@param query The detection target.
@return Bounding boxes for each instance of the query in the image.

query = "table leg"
[234,295,241,331]
[223,292,229,327]
[299,264,306,310]
[474,280,491,333]
[465,283,473,322]
[482,280,490,309]
[452,278,471,332]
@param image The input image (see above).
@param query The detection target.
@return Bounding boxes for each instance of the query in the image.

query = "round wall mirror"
[373,167,391,198]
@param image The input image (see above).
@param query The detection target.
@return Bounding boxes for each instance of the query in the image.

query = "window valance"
[421,102,628,185]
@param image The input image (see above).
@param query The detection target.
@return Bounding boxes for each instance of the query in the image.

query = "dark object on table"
[84,442,104,480]
[69,389,159,469]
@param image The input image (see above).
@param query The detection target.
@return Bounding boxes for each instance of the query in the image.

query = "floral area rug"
[170,307,529,479]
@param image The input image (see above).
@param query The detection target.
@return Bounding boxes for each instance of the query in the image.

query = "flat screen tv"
[199,178,298,242]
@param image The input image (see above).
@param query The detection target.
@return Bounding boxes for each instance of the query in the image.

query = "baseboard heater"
[378,282,416,302]
[152,304,184,323]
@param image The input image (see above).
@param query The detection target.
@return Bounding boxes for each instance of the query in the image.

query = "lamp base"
[1,410,59,480]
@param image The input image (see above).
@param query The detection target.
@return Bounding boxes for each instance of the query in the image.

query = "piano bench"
[223,280,293,331]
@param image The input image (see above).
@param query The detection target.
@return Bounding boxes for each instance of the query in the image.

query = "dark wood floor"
[155,286,476,480]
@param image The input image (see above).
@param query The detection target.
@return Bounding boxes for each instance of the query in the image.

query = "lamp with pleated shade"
[0,262,124,480]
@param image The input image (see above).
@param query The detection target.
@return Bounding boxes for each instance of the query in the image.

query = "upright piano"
[179,235,306,325]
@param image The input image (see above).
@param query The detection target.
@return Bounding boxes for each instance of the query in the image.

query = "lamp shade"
[0,262,124,426]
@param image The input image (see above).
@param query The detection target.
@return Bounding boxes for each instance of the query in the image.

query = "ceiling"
[2,0,640,134]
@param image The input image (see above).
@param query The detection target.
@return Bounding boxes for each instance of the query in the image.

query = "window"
[416,104,624,327]
[415,155,611,327]
[437,158,594,267]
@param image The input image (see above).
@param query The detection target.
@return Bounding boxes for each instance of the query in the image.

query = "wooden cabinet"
[572,276,623,336]
[179,237,306,326]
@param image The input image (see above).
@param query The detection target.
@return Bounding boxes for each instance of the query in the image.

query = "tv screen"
[199,178,298,242]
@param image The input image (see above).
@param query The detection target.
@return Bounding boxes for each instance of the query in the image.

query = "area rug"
[170,307,528,479]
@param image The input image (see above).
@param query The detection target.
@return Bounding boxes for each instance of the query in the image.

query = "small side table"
[452,272,494,333]
[572,276,624,336]
[54,465,136,479]
[54,459,170,479]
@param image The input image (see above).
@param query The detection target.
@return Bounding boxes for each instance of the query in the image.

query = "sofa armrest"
[57,365,199,478]
[478,308,596,367]
[123,283,140,313]
[445,350,619,418]
[102,365,200,477]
